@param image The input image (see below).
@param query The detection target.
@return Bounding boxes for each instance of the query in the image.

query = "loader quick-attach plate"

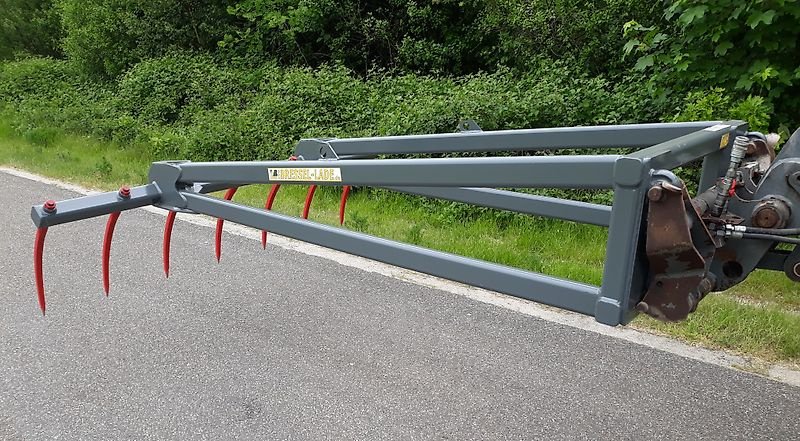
[28,120,800,325]
[638,179,717,322]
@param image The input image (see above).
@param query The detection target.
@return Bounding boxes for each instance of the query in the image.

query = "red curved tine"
[33,227,48,315]
[163,210,177,277]
[261,184,281,249]
[101,187,130,295]
[214,187,239,262]
[339,186,351,225]
[101,212,121,296]
[302,185,317,219]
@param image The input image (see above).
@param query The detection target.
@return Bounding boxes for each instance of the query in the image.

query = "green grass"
[2,121,798,365]
[636,297,800,362]
[0,121,151,187]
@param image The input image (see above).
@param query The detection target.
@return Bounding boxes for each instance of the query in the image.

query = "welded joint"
[613,157,648,188]
[148,161,189,210]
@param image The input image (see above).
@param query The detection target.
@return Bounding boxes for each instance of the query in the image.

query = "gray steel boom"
[29,120,800,325]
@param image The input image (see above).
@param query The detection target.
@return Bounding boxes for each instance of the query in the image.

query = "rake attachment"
[30,121,800,325]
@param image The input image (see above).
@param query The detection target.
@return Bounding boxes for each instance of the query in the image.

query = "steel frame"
[31,121,749,325]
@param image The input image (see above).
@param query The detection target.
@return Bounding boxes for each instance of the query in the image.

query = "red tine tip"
[102,212,121,296]
[214,218,223,262]
[339,185,351,225]
[33,227,48,315]
[43,200,56,213]
[163,211,176,277]
[215,187,238,262]
[302,185,317,219]
[261,184,282,249]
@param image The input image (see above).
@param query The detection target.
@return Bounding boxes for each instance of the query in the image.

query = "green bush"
[117,53,254,124]
[224,0,495,75]
[674,88,772,133]
[58,0,237,78]
[482,0,662,76]
[1,55,665,164]
[1,54,725,208]
[0,58,123,140]
[0,0,62,60]
[3,54,780,216]
[0,58,78,101]
[624,0,800,128]
[222,0,663,76]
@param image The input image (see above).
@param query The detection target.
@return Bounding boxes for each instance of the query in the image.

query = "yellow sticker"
[719,133,730,149]
[268,167,342,182]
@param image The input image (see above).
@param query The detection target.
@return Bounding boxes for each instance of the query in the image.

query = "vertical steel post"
[595,157,649,325]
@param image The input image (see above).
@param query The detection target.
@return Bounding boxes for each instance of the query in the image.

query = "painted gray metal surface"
[628,121,745,170]
[177,155,619,189]
[596,179,649,325]
[757,250,790,271]
[31,183,161,228]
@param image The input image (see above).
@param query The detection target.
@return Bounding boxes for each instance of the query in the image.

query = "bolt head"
[647,186,664,202]
[751,199,790,229]
[754,207,779,228]
[43,200,57,213]
[118,186,131,199]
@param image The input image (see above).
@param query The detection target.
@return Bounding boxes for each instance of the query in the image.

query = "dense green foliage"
[223,0,659,76]
[0,0,793,159]
[624,0,800,127]
[483,0,661,76]
[0,56,664,162]
[0,0,62,59]
[1,54,775,208]
[28,0,661,78]
[57,0,237,78]
[223,0,490,76]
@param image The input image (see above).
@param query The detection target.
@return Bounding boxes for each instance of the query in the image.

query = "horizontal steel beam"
[385,187,611,226]
[303,121,722,156]
[629,121,746,170]
[174,155,620,189]
[183,193,601,316]
[31,184,162,228]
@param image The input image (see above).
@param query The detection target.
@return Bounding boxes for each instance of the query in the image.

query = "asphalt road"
[1,170,798,440]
